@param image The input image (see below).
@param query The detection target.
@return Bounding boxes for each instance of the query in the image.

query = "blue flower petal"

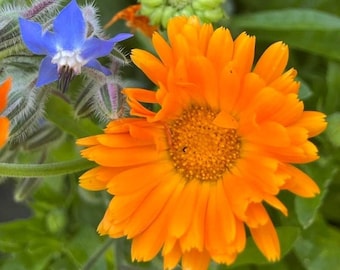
[36,56,59,87]
[85,59,112,76]
[81,33,132,60]
[109,33,133,43]
[81,37,116,60]
[19,18,57,55]
[53,0,86,50]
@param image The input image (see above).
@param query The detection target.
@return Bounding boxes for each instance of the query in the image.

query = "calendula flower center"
[167,105,241,182]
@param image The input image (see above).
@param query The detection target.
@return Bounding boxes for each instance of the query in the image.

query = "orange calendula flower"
[104,4,158,37]
[78,17,327,269]
[0,78,11,147]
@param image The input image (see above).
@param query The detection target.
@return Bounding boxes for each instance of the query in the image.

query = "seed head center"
[168,106,241,182]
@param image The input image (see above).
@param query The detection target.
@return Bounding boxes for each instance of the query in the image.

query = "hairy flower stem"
[0,158,95,177]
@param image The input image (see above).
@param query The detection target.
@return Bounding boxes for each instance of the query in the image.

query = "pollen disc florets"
[167,105,241,182]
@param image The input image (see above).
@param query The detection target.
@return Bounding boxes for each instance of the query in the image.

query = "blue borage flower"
[19,0,133,91]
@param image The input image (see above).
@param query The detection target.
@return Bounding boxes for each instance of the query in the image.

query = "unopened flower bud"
[139,0,227,28]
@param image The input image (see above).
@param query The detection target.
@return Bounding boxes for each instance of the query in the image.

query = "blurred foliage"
[1,0,340,269]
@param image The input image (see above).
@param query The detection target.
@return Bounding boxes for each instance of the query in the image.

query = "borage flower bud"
[74,64,128,122]
[18,0,133,91]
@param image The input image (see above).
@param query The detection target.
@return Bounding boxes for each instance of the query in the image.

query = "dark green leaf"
[232,9,340,30]
[325,61,340,114]
[231,9,340,61]
[294,217,340,270]
[295,161,336,228]
[325,113,340,148]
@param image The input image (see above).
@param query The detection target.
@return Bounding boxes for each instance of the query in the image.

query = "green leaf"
[231,9,340,61]
[298,78,313,100]
[232,9,340,31]
[294,216,340,270]
[66,227,108,269]
[325,113,340,148]
[321,169,340,225]
[325,61,340,114]
[295,161,336,228]
[218,226,300,269]
[45,95,102,138]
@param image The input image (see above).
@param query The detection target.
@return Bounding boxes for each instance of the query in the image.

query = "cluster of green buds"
[139,0,227,28]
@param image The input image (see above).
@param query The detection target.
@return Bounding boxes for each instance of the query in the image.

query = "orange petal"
[123,88,157,103]
[269,68,299,94]
[245,121,290,147]
[205,182,236,255]
[254,41,289,83]
[249,219,280,261]
[80,144,168,167]
[131,49,167,85]
[294,111,327,137]
[234,72,265,117]
[182,249,210,270]
[263,195,288,216]
[169,179,199,239]
[153,32,174,66]
[77,135,99,146]
[106,161,173,195]
[218,64,241,113]
[245,202,269,227]
[104,118,144,133]
[124,169,180,238]
[131,173,184,261]
[207,27,233,70]
[0,117,9,147]
[279,163,320,197]
[233,32,255,75]
[266,141,319,164]
[96,133,153,148]
[0,78,11,111]
[198,23,214,54]
[79,166,125,190]
[163,241,182,270]
[105,186,154,225]
[179,181,209,252]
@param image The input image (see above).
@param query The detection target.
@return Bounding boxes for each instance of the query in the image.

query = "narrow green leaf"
[232,9,340,31]
[325,61,340,114]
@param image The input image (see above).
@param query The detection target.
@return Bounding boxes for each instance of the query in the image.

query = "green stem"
[0,158,95,178]
[81,238,115,270]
